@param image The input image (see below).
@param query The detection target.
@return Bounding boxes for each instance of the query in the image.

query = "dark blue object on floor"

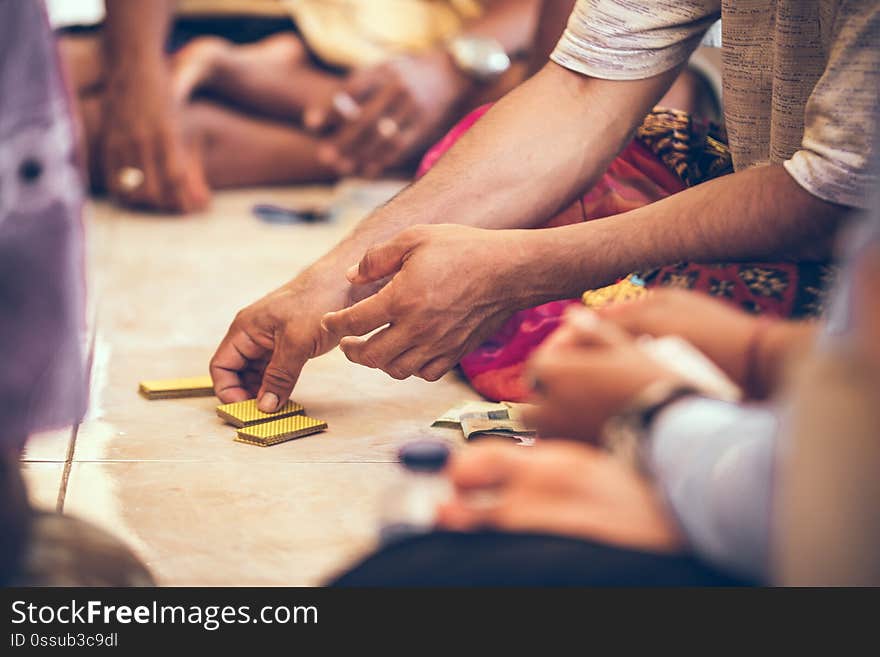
[252,203,333,224]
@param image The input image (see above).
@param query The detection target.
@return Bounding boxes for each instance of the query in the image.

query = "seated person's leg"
[66,31,342,201]
[185,101,337,187]
[78,90,337,192]
[170,32,343,124]
[331,531,748,586]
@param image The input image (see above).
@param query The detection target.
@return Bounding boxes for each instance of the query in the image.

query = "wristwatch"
[446,35,511,82]
[600,381,701,469]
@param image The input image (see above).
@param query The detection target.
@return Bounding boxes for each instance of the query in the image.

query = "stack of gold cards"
[138,375,327,447]
[215,397,327,447]
[216,398,305,427]
[138,375,215,400]
[234,414,328,447]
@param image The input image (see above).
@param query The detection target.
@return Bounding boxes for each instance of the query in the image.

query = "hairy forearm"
[525,163,850,301]
[399,63,679,229]
[349,64,674,244]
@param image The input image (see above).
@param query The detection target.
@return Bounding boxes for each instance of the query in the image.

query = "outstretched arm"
[370,61,679,232]
[211,62,679,409]
[321,158,845,384]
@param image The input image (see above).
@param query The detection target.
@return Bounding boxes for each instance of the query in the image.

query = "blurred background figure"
[52,0,717,215]
[53,0,542,213]
[0,0,151,586]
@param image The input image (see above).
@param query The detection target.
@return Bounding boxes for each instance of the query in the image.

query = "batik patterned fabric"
[633,109,835,321]
[417,105,833,401]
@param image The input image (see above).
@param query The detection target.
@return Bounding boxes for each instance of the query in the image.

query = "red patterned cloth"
[417,105,832,402]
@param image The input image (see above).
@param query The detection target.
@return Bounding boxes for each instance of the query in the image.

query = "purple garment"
[0,1,87,451]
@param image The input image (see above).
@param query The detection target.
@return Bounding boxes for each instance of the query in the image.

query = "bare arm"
[320,75,846,386]
[328,62,680,274]
[519,163,848,304]
[212,62,678,407]
[100,0,209,212]
[307,61,682,316]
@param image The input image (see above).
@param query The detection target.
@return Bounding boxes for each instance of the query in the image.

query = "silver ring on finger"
[332,92,361,120]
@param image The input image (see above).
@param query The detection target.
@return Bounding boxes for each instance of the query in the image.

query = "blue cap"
[398,440,450,472]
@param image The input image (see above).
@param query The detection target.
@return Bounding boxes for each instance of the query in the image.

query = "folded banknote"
[433,401,536,443]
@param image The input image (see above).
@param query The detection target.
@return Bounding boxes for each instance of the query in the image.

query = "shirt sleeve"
[643,397,778,582]
[550,0,721,81]
[783,1,880,208]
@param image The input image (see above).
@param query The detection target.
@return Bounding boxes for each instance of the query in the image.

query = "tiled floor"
[20,181,479,585]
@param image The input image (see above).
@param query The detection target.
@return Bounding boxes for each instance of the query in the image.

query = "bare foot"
[174,32,343,125]
[170,36,232,106]
[228,32,341,122]
[234,32,309,70]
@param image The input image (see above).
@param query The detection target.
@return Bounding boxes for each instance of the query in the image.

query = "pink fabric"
[416,105,686,402]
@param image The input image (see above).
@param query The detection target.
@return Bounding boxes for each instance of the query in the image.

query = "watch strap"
[600,380,702,468]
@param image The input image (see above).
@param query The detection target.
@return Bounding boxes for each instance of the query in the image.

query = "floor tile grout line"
[20,459,69,464]
[55,422,80,513]
[65,459,399,464]
[56,292,103,514]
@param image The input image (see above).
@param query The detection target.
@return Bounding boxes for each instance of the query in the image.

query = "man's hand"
[101,61,210,213]
[321,224,534,382]
[304,51,475,178]
[437,440,683,553]
[524,307,683,442]
[210,273,345,411]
